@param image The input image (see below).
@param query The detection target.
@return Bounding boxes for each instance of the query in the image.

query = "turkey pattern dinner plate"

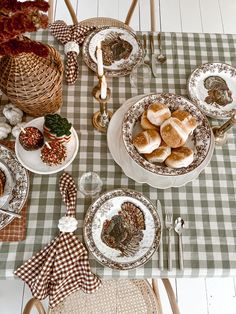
[0,144,29,230]
[187,62,236,119]
[82,26,143,77]
[83,188,161,270]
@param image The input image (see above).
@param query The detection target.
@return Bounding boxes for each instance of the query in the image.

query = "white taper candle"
[96,42,104,77]
[100,75,107,100]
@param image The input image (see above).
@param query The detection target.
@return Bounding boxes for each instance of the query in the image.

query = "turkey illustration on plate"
[101,201,146,257]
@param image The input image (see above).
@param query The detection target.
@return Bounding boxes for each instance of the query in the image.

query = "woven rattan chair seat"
[48,279,160,314]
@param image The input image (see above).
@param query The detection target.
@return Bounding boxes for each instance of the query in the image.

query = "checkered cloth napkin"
[49,21,96,84]
[14,172,101,309]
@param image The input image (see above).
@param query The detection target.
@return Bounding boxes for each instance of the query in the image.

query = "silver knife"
[150,33,158,78]
[156,200,163,270]
[0,207,21,219]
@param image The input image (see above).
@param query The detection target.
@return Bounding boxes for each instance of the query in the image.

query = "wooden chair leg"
[23,298,46,314]
[150,0,157,32]
[48,0,54,23]
[162,279,181,314]
[152,279,163,314]
[64,0,79,24]
[125,0,139,25]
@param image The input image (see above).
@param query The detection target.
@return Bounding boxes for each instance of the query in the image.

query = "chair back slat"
[50,0,138,26]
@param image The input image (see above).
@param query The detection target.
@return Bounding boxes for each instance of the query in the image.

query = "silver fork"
[165,212,173,271]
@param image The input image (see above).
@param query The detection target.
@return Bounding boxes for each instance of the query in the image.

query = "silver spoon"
[174,217,185,270]
[157,33,166,64]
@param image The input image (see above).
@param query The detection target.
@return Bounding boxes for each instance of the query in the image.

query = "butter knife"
[0,207,21,219]
[150,33,158,78]
[156,200,163,270]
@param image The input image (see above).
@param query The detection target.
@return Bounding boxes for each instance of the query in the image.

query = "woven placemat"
[0,140,27,242]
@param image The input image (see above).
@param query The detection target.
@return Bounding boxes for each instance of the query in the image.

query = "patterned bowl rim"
[122,93,212,177]
[187,62,236,120]
[83,188,162,270]
[82,26,143,77]
[0,143,29,230]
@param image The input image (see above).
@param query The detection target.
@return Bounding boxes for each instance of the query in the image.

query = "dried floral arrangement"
[0,0,50,57]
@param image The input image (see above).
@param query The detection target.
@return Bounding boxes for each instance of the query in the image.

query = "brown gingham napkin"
[14,172,101,309]
[49,21,96,84]
[0,140,27,242]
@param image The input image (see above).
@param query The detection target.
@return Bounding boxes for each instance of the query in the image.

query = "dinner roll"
[165,147,194,168]
[160,117,189,148]
[147,103,171,126]
[133,129,161,154]
[144,141,171,163]
[140,111,158,130]
[172,110,198,134]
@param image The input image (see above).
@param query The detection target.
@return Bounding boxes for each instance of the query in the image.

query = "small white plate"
[15,117,79,175]
[83,188,161,270]
[188,62,236,119]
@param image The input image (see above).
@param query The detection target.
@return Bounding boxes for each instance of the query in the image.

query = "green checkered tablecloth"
[1,30,236,279]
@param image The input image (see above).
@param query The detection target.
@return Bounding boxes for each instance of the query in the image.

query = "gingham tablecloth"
[1,30,236,279]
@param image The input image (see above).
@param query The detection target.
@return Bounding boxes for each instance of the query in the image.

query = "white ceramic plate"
[82,26,143,77]
[107,96,215,189]
[187,62,236,119]
[15,117,79,175]
[83,188,161,270]
[0,144,29,230]
[122,93,212,176]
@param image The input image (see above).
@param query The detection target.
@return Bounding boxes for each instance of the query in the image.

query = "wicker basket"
[0,42,64,117]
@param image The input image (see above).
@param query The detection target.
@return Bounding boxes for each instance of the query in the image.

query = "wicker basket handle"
[63,0,138,25]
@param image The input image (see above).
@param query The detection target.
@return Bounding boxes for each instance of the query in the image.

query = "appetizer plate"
[107,95,215,189]
[15,117,79,175]
[122,93,212,176]
[0,144,29,230]
[83,188,161,270]
[82,26,143,77]
[187,62,236,119]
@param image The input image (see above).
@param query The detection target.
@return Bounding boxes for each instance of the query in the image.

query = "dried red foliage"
[0,0,49,57]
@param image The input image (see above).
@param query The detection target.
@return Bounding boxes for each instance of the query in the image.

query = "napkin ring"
[58,216,78,233]
[64,41,80,54]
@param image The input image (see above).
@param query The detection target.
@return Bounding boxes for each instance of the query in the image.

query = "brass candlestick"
[92,77,112,133]
[212,111,236,146]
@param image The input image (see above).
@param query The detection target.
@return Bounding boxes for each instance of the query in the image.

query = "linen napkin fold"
[49,21,96,84]
[14,172,101,309]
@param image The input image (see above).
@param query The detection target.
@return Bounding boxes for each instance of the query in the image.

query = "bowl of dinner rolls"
[122,93,212,176]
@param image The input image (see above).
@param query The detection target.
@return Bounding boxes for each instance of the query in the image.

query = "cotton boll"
[3,104,23,126]
[12,122,27,138]
[0,123,11,139]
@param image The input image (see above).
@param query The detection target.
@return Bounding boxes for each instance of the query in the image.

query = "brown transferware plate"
[122,93,212,176]
[83,188,161,270]
[0,144,29,230]
[187,62,236,119]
